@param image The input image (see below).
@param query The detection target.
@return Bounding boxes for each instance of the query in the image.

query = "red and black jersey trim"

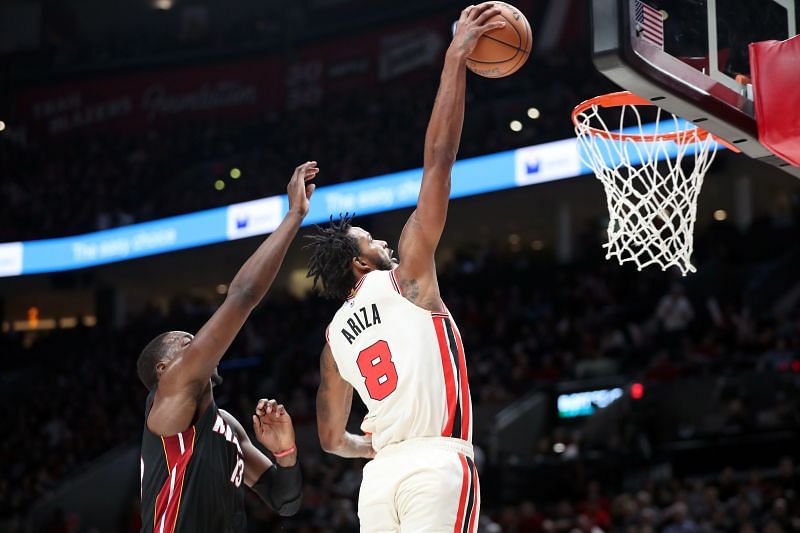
[153,427,196,533]
[346,274,369,301]
[432,313,471,441]
[389,270,402,295]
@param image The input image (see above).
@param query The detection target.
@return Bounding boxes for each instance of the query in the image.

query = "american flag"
[635,0,664,49]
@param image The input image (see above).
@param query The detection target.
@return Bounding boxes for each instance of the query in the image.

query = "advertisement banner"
[16,58,283,136]
[21,208,228,275]
[14,1,539,137]
[514,138,584,187]
[281,14,450,110]
[378,28,445,81]
[0,242,23,277]
[226,196,285,241]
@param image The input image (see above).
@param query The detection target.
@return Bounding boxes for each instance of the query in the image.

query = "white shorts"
[358,437,480,533]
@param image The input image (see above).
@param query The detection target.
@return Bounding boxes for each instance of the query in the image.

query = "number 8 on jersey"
[357,340,398,400]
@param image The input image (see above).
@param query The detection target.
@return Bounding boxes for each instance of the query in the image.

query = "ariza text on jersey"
[341,304,382,344]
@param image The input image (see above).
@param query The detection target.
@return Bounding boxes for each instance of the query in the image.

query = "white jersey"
[326,269,473,452]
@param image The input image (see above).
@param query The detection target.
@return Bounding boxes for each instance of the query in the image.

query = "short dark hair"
[305,214,360,301]
[137,332,171,390]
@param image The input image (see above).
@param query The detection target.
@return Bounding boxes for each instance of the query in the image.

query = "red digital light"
[631,382,644,400]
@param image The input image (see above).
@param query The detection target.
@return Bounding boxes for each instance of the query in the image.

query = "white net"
[574,99,718,275]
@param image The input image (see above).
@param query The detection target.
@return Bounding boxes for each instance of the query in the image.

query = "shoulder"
[218,408,240,428]
[218,409,251,442]
[358,269,402,297]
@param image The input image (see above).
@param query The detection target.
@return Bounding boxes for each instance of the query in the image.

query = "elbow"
[425,145,457,169]
[277,498,302,517]
[318,429,342,454]
[226,284,258,309]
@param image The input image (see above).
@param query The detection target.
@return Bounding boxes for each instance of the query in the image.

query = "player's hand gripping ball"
[455,2,532,78]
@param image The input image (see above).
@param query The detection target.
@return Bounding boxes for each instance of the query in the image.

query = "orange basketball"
[467,2,532,78]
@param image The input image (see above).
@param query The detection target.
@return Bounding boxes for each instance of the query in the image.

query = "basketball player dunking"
[308,5,505,531]
[137,163,317,532]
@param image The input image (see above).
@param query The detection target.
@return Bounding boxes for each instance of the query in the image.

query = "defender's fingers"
[459,5,475,23]
[266,399,278,414]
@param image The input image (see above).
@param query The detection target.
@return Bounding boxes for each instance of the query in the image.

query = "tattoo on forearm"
[458,32,478,52]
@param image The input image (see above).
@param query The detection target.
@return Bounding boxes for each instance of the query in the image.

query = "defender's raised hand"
[287,161,318,217]
[253,399,296,464]
[452,3,506,56]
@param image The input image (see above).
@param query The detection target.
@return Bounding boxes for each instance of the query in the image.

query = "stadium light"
[230,168,242,179]
[527,107,540,120]
[27,307,39,329]
[214,180,225,191]
[713,209,727,221]
[0,121,6,132]
[631,382,645,400]
[509,120,523,132]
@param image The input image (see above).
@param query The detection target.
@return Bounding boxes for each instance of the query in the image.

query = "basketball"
[466,2,532,78]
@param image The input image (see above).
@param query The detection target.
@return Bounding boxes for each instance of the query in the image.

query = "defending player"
[137,162,317,532]
[307,5,504,531]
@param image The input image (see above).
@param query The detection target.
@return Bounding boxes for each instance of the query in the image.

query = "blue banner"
[0,124,725,277]
[20,208,228,275]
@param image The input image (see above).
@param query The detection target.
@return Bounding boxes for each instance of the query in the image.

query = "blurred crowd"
[492,459,800,533]
[1,227,799,530]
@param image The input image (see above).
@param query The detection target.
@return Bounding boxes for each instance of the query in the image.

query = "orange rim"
[571,91,740,152]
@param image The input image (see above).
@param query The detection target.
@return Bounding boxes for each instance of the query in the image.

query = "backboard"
[590,0,800,178]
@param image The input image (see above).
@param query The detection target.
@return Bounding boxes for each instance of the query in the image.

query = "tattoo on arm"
[458,30,479,53]
[400,278,420,303]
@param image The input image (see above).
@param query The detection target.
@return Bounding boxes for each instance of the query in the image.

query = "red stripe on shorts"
[453,453,470,533]
[466,458,480,533]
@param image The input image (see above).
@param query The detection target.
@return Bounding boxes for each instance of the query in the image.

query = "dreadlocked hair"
[305,214,360,301]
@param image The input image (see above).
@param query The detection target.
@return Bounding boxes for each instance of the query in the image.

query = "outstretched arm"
[163,163,317,393]
[151,163,317,436]
[395,4,504,309]
[316,344,375,459]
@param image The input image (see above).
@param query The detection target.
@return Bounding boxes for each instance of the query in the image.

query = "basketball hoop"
[572,91,725,275]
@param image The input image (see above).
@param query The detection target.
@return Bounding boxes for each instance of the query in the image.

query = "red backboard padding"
[750,36,800,167]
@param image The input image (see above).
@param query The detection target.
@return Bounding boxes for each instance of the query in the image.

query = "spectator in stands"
[655,283,695,357]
